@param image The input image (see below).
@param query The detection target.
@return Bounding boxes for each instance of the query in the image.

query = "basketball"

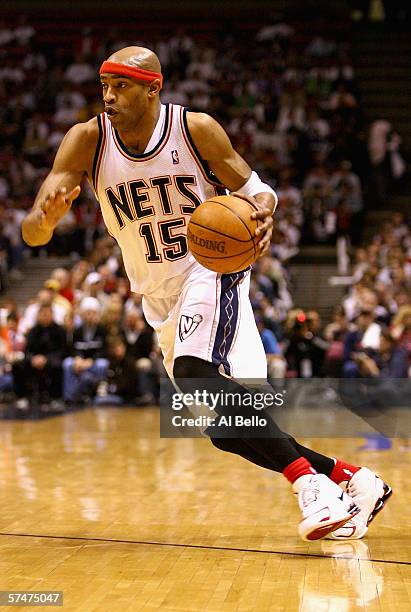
[187,194,262,274]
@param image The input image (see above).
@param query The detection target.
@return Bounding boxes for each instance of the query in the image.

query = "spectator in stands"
[0,19,13,46]
[379,257,409,293]
[95,337,140,406]
[22,40,46,73]
[342,309,382,377]
[53,98,80,127]
[56,82,87,113]
[0,312,25,396]
[252,256,293,322]
[0,297,19,327]
[353,329,409,379]
[0,335,13,396]
[120,310,157,402]
[23,112,49,158]
[323,306,351,376]
[1,203,26,280]
[343,285,382,323]
[70,260,90,302]
[51,268,74,304]
[305,35,337,57]
[305,108,330,160]
[256,315,286,379]
[121,310,153,359]
[18,288,66,336]
[276,82,306,133]
[368,119,405,206]
[0,311,24,353]
[256,17,294,42]
[63,309,75,349]
[303,163,330,193]
[373,282,396,324]
[82,271,110,309]
[14,15,35,46]
[124,293,143,317]
[12,304,66,409]
[361,289,389,322]
[391,212,408,240]
[96,263,118,294]
[329,160,363,212]
[49,207,78,255]
[351,248,370,282]
[62,297,108,404]
[391,305,411,359]
[65,53,95,84]
[301,163,342,244]
[101,303,123,343]
[43,278,72,317]
[276,166,303,226]
[0,223,10,294]
[284,309,327,377]
[327,81,357,112]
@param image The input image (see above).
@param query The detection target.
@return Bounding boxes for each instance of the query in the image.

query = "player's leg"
[170,268,359,540]
[170,268,312,471]
[173,354,359,540]
[202,275,392,539]
[173,354,359,479]
[174,354,391,539]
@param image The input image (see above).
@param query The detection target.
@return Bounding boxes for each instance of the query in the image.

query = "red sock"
[283,457,316,484]
[330,459,360,484]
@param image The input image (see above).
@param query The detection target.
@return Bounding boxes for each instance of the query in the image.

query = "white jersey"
[92,103,223,296]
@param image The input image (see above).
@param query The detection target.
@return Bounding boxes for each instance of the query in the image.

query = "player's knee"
[173,355,197,379]
[173,355,218,379]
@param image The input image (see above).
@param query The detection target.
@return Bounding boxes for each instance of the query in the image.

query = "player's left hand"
[231,192,273,256]
[251,205,273,256]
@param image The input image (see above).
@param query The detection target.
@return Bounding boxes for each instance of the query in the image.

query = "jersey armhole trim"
[181,108,225,190]
[92,114,106,190]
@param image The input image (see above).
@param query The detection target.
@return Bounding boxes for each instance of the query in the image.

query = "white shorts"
[142,264,267,380]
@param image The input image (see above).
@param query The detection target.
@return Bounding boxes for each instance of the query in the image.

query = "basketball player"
[22,46,391,541]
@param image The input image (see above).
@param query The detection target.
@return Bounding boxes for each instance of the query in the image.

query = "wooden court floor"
[0,407,410,611]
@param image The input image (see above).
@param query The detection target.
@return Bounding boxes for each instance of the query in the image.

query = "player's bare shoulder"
[185,111,231,160]
[186,111,218,141]
[55,117,100,177]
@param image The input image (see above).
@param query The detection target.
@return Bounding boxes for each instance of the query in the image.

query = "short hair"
[38,304,53,312]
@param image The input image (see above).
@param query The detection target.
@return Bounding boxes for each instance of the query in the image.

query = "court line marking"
[0,531,409,566]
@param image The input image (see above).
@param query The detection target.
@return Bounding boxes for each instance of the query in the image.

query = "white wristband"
[235,171,278,211]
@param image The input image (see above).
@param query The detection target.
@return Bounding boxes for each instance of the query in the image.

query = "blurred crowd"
[246,209,410,382]
[0,14,409,413]
[0,13,405,282]
[0,237,161,411]
[0,209,409,413]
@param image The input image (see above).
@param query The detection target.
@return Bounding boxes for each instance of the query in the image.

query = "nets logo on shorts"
[179,314,203,341]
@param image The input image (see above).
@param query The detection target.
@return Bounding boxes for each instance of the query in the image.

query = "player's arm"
[186,112,277,254]
[22,119,98,247]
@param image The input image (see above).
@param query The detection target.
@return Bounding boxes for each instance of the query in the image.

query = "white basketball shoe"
[326,467,392,540]
[294,473,360,541]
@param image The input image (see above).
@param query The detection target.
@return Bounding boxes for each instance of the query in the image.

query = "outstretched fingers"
[41,185,81,213]
[66,185,81,203]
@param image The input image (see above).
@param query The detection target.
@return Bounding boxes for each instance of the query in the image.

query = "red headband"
[99,61,163,89]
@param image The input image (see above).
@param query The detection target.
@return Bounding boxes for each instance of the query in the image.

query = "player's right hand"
[39,185,81,231]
